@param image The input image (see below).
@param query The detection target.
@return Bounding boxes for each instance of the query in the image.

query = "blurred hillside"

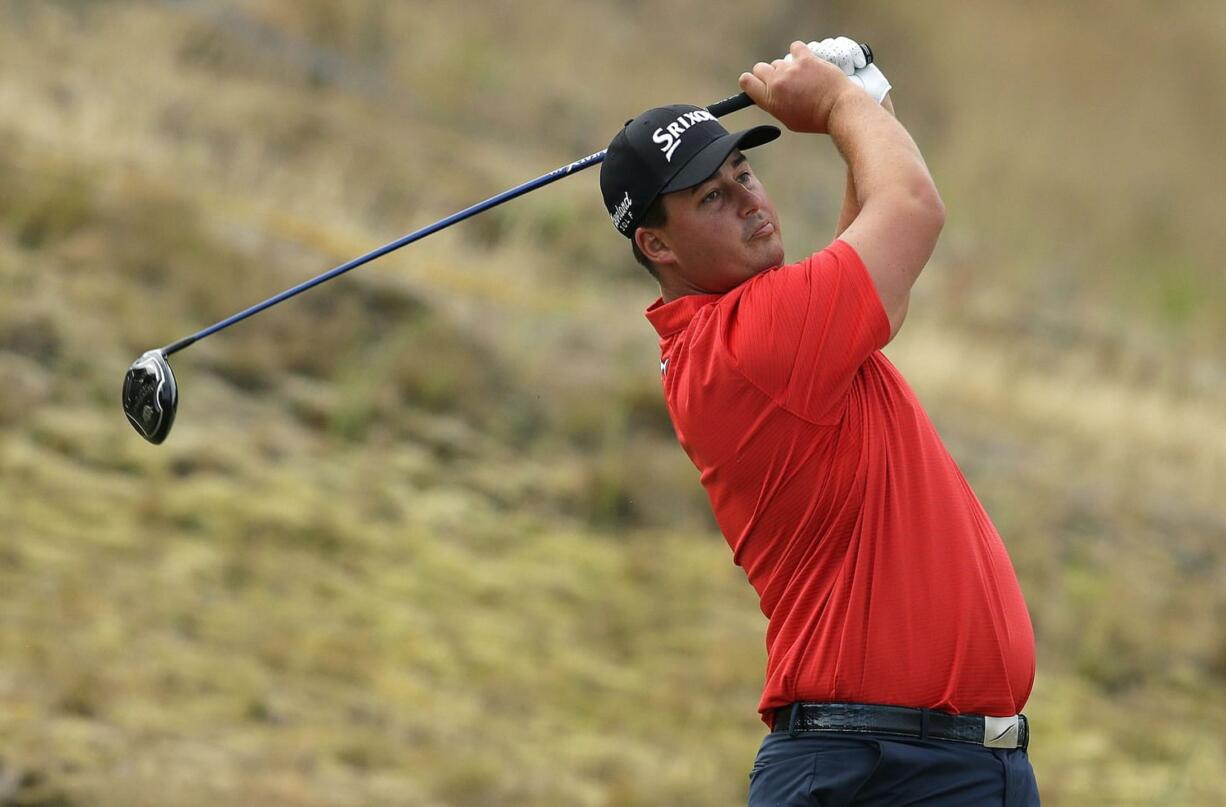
[0,1,1223,805]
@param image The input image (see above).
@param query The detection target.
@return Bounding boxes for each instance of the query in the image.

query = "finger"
[809,40,834,64]
[832,36,861,73]
[839,36,868,70]
[739,71,768,102]
[751,61,774,83]
[789,40,810,61]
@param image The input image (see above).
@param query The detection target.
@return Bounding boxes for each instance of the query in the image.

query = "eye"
[737,170,752,183]
[701,189,720,204]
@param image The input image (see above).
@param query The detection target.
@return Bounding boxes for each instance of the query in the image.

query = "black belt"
[772,702,1029,751]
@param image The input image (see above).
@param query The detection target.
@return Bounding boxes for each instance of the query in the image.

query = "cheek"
[677,217,726,263]
[670,208,771,284]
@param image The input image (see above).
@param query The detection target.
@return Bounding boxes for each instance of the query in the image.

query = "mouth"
[748,220,775,241]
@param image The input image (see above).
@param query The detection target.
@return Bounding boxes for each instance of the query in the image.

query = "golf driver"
[122,42,873,444]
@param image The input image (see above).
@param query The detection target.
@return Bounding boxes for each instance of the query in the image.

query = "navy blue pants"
[747,732,1040,806]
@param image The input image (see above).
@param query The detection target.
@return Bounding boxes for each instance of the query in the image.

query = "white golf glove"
[785,36,892,104]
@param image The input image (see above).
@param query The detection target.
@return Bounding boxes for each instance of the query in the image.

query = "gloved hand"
[796,36,866,75]
[787,36,892,104]
[848,63,891,104]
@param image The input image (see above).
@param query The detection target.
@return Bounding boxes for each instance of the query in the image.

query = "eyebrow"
[690,153,750,195]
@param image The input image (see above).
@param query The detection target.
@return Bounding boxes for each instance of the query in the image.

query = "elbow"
[927,188,946,236]
[928,188,946,233]
[892,179,945,249]
[909,178,945,238]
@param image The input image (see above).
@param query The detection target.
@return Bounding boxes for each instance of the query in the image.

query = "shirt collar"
[644,292,721,337]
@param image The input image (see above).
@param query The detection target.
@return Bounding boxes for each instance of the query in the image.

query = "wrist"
[824,85,870,130]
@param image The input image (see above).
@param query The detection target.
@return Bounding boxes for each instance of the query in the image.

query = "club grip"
[706,41,873,118]
[706,92,756,118]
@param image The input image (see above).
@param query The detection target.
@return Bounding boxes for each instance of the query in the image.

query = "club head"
[123,349,178,444]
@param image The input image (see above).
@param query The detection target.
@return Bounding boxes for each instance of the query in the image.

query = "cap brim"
[660,124,781,194]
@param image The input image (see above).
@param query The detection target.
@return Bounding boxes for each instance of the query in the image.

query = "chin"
[756,240,785,271]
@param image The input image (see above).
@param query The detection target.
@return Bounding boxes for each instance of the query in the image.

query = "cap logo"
[611,190,633,232]
[651,109,716,162]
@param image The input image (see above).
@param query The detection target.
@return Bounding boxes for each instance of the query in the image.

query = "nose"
[736,183,764,218]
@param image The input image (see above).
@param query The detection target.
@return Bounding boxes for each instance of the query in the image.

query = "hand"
[793,37,867,76]
[849,64,892,104]
[790,37,892,105]
[739,41,858,134]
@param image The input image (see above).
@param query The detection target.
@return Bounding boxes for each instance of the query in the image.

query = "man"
[599,41,1039,805]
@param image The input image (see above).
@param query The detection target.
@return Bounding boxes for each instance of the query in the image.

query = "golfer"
[600,41,1039,805]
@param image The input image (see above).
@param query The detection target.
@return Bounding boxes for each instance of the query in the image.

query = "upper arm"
[838,186,944,342]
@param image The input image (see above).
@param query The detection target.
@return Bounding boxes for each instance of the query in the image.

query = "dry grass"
[1,1,1223,804]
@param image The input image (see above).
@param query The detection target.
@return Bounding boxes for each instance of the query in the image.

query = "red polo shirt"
[646,240,1035,726]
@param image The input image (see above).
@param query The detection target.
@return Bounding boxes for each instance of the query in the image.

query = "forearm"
[828,91,937,216]
[835,169,858,238]
[834,94,893,239]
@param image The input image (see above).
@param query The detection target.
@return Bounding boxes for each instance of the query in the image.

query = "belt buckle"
[983,715,1020,749]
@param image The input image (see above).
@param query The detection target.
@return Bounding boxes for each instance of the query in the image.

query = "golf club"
[122,42,873,444]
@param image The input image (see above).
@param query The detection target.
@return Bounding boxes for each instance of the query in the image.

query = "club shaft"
[162,149,605,355]
[160,42,871,356]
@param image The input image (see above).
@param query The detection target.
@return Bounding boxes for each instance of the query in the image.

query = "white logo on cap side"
[652,109,717,162]
[611,190,633,231]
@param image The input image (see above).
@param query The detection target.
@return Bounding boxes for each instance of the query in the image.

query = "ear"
[634,226,675,267]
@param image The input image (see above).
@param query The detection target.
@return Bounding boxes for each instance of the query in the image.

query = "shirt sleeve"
[723,239,891,424]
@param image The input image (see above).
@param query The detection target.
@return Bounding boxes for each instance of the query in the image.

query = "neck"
[656,267,714,303]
